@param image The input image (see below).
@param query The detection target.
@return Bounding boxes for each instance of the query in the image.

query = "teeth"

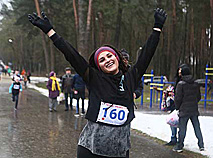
[106,62,113,67]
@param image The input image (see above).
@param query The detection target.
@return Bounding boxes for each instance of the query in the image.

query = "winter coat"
[174,64,190,93]
[46,77,60,99]
[127,64,143,99]
[50,30,160,126]
[61,73,73,93]
[72,74,85,99]
[175,75,201,117]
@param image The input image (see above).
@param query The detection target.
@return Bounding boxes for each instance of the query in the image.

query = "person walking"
[22,72,28,89]
[9,76,23,110]
[173,64,204,153]
[72,73,86,116]
[28,8,167,158]
[61,67,73,111]
[27,70,31,83]
[46,71,60,112]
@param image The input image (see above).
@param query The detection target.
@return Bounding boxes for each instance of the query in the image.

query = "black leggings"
[77,145,129,158]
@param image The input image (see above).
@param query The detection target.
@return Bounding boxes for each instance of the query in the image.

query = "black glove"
[28,12,53,34]
[153,8,167,30]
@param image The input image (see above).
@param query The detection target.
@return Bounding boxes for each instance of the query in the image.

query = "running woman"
[28,8,167,158]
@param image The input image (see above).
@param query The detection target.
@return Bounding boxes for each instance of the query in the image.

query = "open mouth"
[105,60,114,68]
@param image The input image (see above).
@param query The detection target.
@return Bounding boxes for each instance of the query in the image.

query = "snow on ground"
[29,76,213,158]
[132,112,213,158]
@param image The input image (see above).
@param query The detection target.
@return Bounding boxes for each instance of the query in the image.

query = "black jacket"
[175,75,201,117]
[50,30,160,126]
[61,73,73,93]
[127,64,143,99]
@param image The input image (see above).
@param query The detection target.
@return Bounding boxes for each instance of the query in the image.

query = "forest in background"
[0,0,212,81]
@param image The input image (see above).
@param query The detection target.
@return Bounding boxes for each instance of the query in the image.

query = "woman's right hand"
[28,11,53,34]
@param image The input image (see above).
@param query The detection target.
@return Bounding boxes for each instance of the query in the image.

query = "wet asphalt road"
[0,76,186,158]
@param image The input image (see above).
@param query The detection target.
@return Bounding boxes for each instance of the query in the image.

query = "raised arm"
[28,12,89,78]
[134,8,167,81]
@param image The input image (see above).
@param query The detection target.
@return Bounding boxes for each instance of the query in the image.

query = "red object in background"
[21,69,26,75]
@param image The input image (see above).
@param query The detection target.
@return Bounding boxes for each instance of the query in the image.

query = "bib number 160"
[103,108,125,120]
[96,102,129,125]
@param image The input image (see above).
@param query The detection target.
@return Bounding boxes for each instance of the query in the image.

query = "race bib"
[13,85,20,90]
[96,102,129,125]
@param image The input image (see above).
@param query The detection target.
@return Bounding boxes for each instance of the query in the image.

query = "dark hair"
[89,45,128,73]
[174,64,191,92]
[120,48,130,60]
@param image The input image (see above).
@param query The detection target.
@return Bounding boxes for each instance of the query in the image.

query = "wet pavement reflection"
[0,76,185,158]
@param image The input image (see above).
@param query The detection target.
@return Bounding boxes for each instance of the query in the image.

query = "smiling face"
[98,51,119,75]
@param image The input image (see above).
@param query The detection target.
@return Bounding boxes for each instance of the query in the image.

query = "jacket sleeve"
[72,76,76,89]
[46,79,51,90]
[134,80,143,99]
[197,84,201,102]
[174,83,183,110]
[50,34,89,78]
[133,30,160,82]
[61,77,65,92]
[9,83,13,93]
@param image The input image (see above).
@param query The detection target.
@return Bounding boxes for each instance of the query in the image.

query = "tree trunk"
[183,9,188,63]
[166,16,171,78]
[169,0,177,80]
[85,0,93,60]
[92,9,97,50]
[97,11,104,46]
[49,41,54,71]
[114,0,123,48]
[189,8,195,74]
[73,0,79,50]
[20,35,24,71]
[78,0,86,58]
[34,0,50,73]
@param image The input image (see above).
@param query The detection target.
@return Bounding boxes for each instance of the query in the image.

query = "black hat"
[181,66,191,76]
[120,49,129,60]
[178,64,191,76]
[65,67,71,71]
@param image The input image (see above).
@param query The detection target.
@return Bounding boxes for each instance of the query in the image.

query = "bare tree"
[34,0,50,73]
[85,0,93,59]
[114,0,123,48]
[73,0,79,49]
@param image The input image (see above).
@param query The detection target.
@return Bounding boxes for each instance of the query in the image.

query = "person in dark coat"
[72,73,86,116]
[46,71,60,112]
[27,70,31,83]
[61,67,73,111]
[173,64,204,153]
[28,8,167,158]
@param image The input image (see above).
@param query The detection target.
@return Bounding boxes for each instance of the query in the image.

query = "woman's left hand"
[153,8,167,30]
